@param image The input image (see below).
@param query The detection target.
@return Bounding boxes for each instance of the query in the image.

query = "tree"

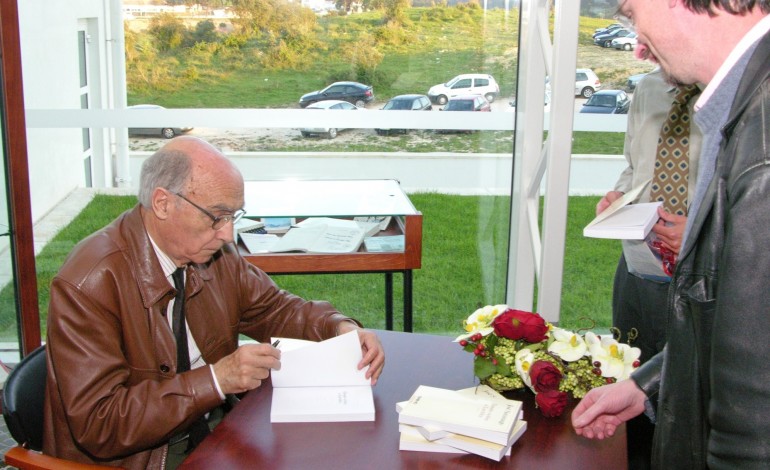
[148,13,188,52]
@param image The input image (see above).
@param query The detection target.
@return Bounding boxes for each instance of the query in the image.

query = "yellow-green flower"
[454,304,509,341]
[585,332,641,381]
[548,328,587,362]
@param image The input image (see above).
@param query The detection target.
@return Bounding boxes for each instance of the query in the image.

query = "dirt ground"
[128,45,646,153]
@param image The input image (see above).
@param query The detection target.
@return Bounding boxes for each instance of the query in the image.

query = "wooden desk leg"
[404,270,412,332]
[385,273,393,331]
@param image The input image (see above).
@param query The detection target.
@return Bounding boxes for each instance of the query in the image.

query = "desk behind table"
[179,330,626,470]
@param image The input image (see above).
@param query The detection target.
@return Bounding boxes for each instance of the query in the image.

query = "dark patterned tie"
[171,267,210,452]
[650,85,699,216]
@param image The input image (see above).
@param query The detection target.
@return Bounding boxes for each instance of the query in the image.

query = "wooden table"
[239,180,422,332]
[180,330,626,470]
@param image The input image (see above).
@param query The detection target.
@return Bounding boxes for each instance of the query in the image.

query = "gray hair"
[684,0,770,14]
[137,148,192,207]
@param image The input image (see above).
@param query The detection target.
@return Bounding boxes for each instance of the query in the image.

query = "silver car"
[127,104,193,139]
[299,100,362,139]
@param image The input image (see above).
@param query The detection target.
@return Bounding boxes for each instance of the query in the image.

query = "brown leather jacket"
[43,205,359,469]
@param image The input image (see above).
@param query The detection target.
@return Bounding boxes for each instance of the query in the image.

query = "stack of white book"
[396,385,527,461]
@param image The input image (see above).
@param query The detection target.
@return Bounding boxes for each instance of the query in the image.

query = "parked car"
[438,95,490,133]
[612,33,638,51]
[427,74,500,105]
[594,28,633,48]
[299,100,362,139]
[545,68,602,99]
[298,81,374,108]
[375,94,432,135]
[626,72,649,92]
[593,23,623,37]
[579,90,631,114]
[126,104,193,139]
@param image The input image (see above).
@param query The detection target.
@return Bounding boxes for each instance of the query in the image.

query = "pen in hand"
[272,339,280,349]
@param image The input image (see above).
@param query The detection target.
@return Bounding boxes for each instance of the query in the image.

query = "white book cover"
[583,202,662,240]
[398,425,468,454]
[270,330,374,423]
[436,420,527,461]
[396,385,521,441]
[397,385,522,445]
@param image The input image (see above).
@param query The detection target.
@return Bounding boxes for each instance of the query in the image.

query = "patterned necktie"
[171,267,210,452]
[650,85,699,216]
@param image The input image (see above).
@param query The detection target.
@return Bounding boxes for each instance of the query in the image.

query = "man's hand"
[571,379,647,439]
[651,207,687,255]
[338,322,385,385]
[212,343,281,395]
[596,191,625,215]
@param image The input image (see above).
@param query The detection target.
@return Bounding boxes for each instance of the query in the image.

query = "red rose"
[529,360,562,393]
[491,309,548,343]
[535,390,568,417]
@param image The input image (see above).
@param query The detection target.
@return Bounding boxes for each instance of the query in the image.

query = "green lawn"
[0,193,620,340]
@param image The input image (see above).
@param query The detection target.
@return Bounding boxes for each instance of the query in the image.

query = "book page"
[271,385,374,423]
[270,330,369,388]
[270,225,365,253]
[240,233,279,253]
[590,178,651,226]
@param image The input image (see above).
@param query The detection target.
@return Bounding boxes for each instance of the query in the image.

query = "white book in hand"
[269,224,365,253]
[583,201,662,239]
[397,385,522,446]
[270,330,374,423]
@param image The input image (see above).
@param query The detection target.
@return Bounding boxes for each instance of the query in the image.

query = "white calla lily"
[585,332,641,381]
[514,348,535,388]
[548,328,587,362]
[454,304,510,342]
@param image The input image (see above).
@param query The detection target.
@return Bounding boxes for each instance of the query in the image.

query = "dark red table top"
[180,329,626,470]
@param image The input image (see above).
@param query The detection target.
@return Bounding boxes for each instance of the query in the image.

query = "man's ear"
[151,187,172,221]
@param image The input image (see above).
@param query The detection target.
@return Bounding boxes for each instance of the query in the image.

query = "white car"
[545,68,602,100]
[612,33,638,51]
[427,74,500,105]
[127,104,193,139]
[299,100,362,139]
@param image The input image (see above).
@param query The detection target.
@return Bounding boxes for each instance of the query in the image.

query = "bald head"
[138,136,242,207]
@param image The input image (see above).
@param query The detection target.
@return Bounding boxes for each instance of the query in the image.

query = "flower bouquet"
[455,305,642,417]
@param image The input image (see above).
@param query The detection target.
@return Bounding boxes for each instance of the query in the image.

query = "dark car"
[594,28,633,48]
[438,95,490,133]
[375,94,432,135]
[127,104,193,139]
[626,72,649,92]
[299,81,374,108]
[579,90,631,114]
[593,23,623,38]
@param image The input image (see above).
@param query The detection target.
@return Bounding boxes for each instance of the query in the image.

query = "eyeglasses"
[173,192,246,230]
[614,2,635,32]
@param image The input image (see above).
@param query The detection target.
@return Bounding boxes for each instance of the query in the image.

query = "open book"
[584,180,662,240]
[240,223,366,254]
[269,330,374,423]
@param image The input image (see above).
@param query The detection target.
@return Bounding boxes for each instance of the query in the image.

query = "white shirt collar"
[695,14,770,111]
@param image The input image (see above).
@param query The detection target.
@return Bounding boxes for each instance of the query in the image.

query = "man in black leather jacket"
[572,0,770,468]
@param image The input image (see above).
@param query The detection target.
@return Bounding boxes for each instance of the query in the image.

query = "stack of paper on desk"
[396,385,526,461]
[270,330,374,423]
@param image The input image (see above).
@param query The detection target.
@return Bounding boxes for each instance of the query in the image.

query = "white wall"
[18,0,111,223]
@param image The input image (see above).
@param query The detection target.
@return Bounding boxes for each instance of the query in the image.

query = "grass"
[0,193,620,340]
